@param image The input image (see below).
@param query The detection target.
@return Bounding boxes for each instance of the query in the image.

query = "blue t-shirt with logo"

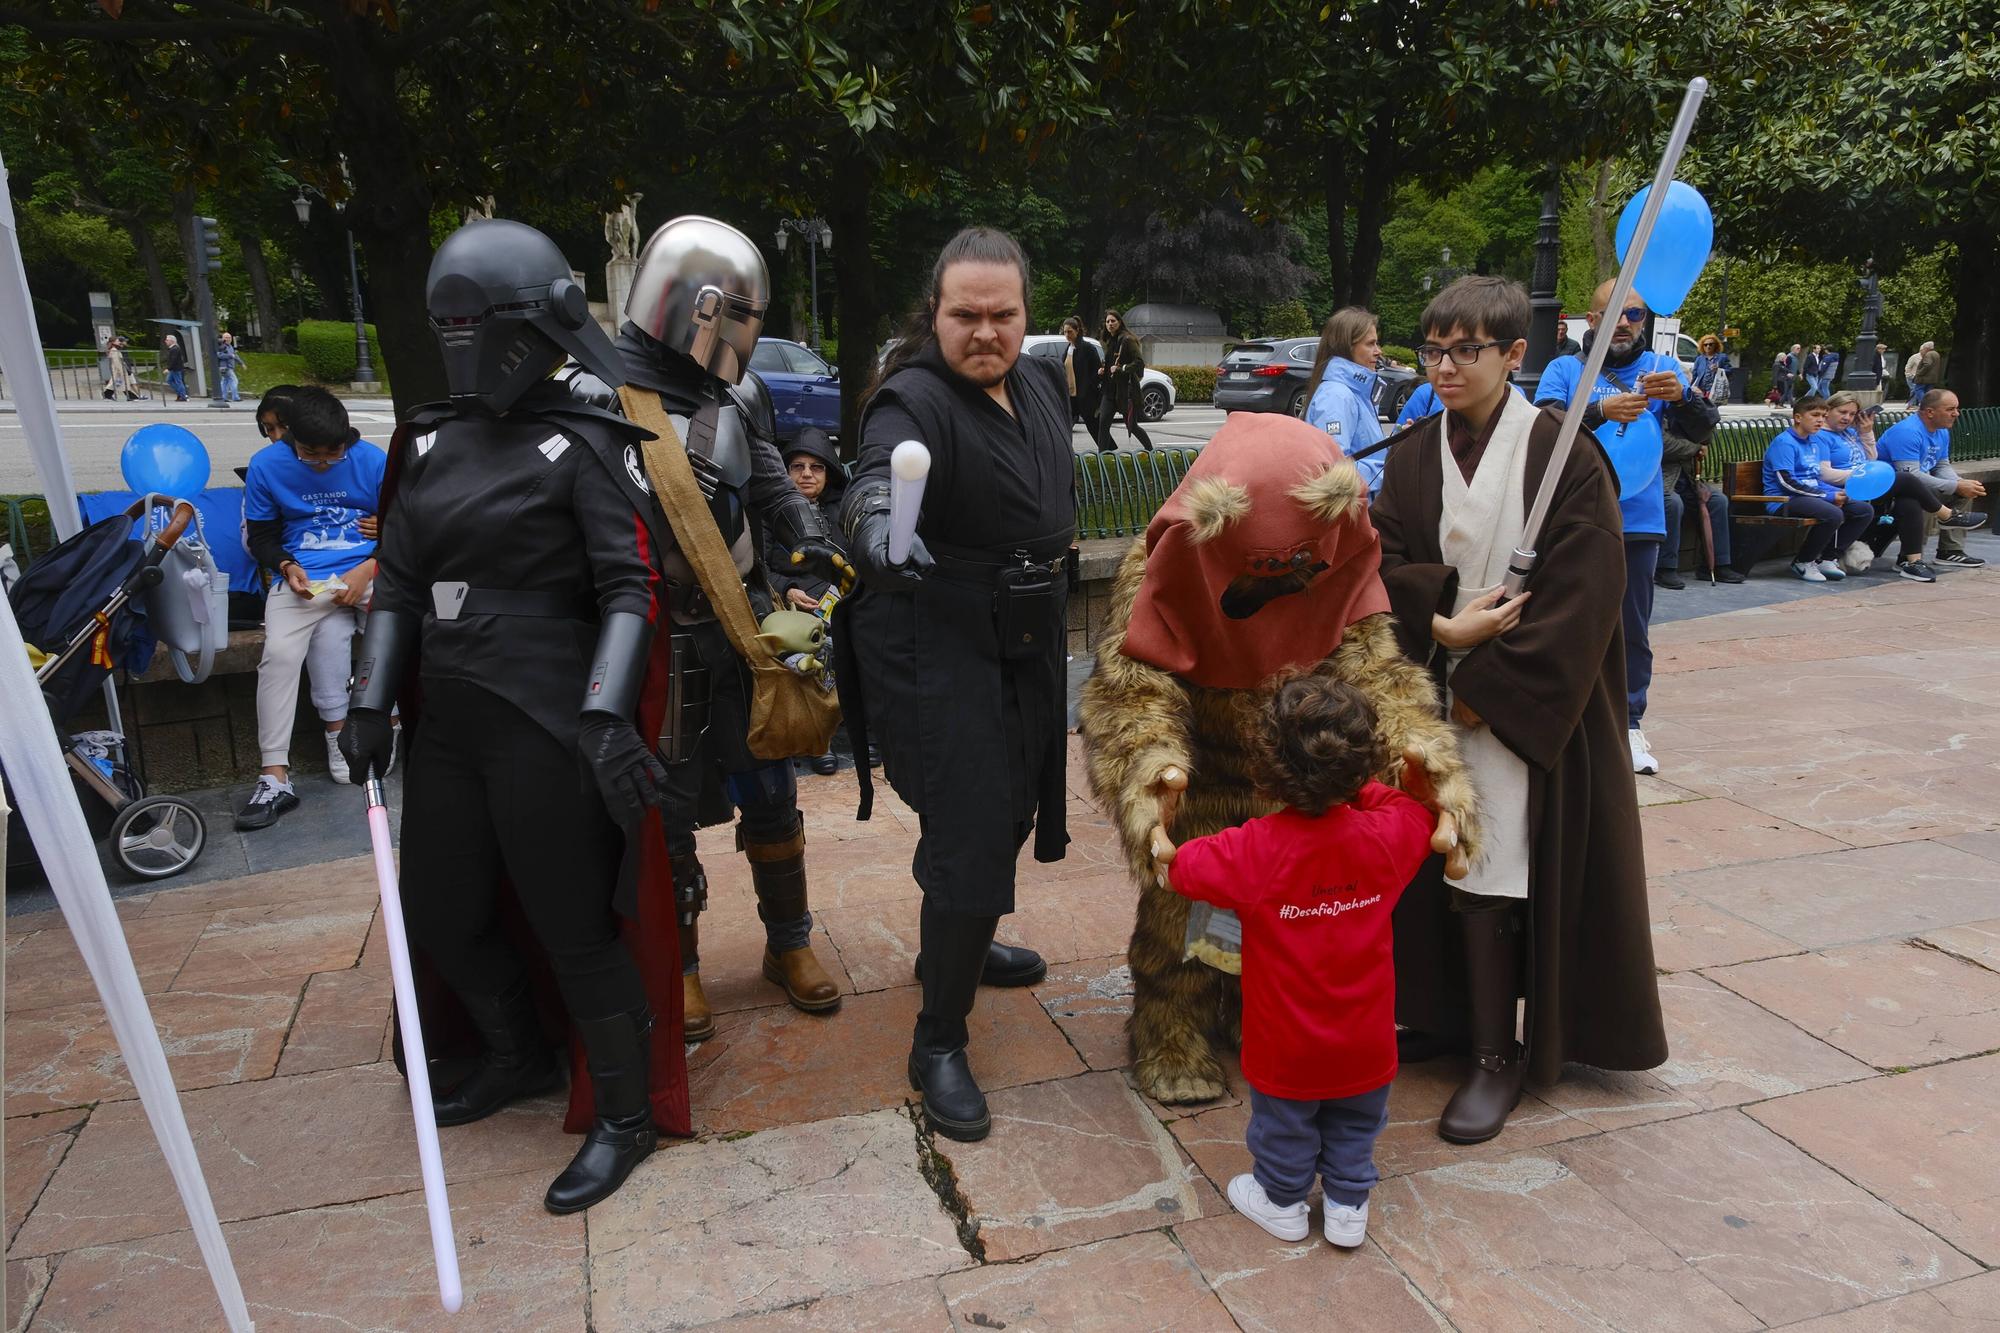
[1534,350,1686,538]
[1762,427,1831,513]
[1876,415,1950,473]
[242,440,387,580]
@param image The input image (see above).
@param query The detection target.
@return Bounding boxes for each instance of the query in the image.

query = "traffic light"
[197,216,223,273]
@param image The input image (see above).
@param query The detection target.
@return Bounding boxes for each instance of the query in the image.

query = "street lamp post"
[291,186,377,386]
[1526,176,1564,376]
[774,217,832,352]
[1843,258,1883,393]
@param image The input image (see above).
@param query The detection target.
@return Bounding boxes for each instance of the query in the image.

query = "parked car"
[748,337,841,442]
[1213,337,1419,422]
[1019,334,1177,421]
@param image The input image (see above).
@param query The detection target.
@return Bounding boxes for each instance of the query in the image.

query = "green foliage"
[1676,254,1853,374]
[296,320,384,385]
[1256,299,1315,339]
[1381,344,1418,368]
[1878,246,1957,360]
[1157,365,1218,404]
[1373,166,1542,342]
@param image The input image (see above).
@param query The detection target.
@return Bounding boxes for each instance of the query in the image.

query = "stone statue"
[606,193,644,263]
[462,194,496,226]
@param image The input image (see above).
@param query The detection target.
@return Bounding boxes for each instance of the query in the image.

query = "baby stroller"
[7,497,207,880]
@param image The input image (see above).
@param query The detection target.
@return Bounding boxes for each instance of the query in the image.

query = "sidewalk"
[8,574,2000,1330]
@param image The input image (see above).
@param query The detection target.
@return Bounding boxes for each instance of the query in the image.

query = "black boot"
[432,977,561,1127]
[1437,907,1526,1144]
[907,900,997,1142]
[913,938,1047,988]
[544,1008,660,1214]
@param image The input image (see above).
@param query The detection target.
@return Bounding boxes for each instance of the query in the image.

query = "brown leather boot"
[745,824,841,1014]
[679,923,715,1042]
[1437,906,1525,1144]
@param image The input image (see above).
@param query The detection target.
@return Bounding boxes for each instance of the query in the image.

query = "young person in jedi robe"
[1367,276,1666,1144]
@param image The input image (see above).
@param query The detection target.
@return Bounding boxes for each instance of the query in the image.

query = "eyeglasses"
[1612,305,1647,324]
[1416,341,1507,368]
[293,441,351,464]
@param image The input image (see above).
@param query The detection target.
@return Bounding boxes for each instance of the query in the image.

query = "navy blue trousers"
[1246,1084,1391,1208]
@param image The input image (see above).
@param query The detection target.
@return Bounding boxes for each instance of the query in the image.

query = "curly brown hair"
[1250,675,1387,817]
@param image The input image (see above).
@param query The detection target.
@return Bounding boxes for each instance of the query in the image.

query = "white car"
[1020,334,1177,421]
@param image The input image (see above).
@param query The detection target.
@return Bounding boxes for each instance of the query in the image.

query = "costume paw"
[1136,1056,1230,1105]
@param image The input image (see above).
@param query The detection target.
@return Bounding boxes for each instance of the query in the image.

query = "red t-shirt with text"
[1168,782,1432,1100]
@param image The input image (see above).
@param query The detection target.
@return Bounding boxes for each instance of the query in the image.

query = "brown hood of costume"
[1120,412,1391,689]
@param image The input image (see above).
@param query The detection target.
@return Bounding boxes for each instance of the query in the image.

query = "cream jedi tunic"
[1437,390,1537,900]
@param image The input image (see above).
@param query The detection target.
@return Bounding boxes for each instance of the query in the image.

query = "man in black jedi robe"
[839,227,1075,1142]
[1367,277,1665,1145]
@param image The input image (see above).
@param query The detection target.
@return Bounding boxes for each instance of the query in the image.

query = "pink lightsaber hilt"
[365,776,464,1314]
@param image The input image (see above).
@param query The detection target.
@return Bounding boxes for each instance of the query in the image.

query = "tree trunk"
[1322,138,1351,308]
[238,229,286,353]
[169,186,198,319]
[1349,114,1399,310]
[1950,225,1996,408]
[324,19,442,412]
[828,151,883,457]
[127,219,174,321]
[1588,160,1617,283]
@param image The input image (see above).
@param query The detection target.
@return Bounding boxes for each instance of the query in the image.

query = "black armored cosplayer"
[339,220,670,1215]
[569,215,853,1041]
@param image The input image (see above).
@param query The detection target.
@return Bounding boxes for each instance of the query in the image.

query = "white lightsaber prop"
[363,776,464,1314]
[1502,76,1708,599]
[887,439,932,566]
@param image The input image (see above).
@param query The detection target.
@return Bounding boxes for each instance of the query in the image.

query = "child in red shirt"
[1152,676,1434,1247]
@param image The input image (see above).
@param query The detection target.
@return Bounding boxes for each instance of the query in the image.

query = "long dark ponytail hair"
[863,226,1032,412]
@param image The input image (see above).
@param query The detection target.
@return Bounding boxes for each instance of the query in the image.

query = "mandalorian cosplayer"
[566,215,854,1040]
[340,219,673,1214]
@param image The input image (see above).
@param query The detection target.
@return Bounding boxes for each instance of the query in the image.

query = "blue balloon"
[1614,181,1715,316]
[120,423,211,497]
[1845,459,1894,502]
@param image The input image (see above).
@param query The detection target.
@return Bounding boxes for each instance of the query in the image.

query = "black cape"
[843,345,1076,914]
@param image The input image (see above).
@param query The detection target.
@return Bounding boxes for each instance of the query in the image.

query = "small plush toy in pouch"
[1182,903,1243,975]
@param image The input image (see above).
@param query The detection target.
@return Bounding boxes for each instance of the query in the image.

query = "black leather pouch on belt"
[995,563,1060,661]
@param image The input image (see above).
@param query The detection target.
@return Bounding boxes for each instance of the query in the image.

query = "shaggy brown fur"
[1079,539,1479,1104]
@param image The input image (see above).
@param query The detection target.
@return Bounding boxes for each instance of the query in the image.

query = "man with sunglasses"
[237,386,387,828]
[1534,281,1695,778]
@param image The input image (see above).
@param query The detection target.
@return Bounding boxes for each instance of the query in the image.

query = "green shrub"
[1157,365,1218,404]
[1381,343,1418,369]
[296,319,384,384]
[1258,299,1316,339]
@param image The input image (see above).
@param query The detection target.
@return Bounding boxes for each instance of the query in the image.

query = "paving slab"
[1639,797,1846,875]
[1660,840,2000,949]
[5,1258,49,1333]
[274,967,392,1076]
[1370,1152,1758,1332]
[167,898,376,991]
[3,909,210,1010]
[1175,1213,1443,1332]
[1749,1055,2000,1266]
[688,983,1082,1134]
[1708,941,2000,1070]
[3,1110,87,1249]
[939,1070,1211,1260]
[700,1275,954,1332]
[1779,1270,2000,1331]
[1557,1110,1979,1325]
[1032,955,1135,1071]
[1646,880,1802,974]
[12,1062,574,1256]
[24,1168,584,1333]
[1920,917,2000,972]
[586,1109,972,1331]
[938,1230,1237,1332]
[4,981,300,1114]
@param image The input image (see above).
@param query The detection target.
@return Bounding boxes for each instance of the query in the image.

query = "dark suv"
[1214,337,1418,422]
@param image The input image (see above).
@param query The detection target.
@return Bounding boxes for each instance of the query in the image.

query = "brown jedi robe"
[1371,405,1666,1082]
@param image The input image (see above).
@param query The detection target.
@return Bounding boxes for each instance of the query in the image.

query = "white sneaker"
[1792,561,1827,582]
[325,730,350,784]
[1816,559,1848,581]
[1227,1173,1310,1242]
[1323,1198,1369,1248]
[1628,728,1659,776]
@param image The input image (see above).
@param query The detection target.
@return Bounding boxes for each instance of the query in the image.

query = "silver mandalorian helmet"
[626,216,770,385]
[427,219,623,414]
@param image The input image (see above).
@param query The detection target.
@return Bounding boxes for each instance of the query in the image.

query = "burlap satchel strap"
[617,385,771,668]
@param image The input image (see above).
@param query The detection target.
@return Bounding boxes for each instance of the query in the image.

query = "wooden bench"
[1722,460,1817,572]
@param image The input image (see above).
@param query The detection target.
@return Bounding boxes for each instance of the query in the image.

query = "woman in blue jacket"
[1303,307,1387,493]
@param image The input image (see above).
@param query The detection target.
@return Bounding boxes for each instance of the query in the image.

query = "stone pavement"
[7,571,2000,1330]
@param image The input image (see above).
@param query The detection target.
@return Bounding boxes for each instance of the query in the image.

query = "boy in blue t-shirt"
[1760,397,1872,583]
[237,386,389,828]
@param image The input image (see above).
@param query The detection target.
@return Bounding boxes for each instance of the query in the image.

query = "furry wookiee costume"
[1079,414,1479,1104]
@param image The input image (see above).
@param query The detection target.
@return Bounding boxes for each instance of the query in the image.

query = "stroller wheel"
[110,795,206,880]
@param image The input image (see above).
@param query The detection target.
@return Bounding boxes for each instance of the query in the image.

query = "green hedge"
[1157,365,1217,404]
[1381,343,1418,368]
[297,319,384,384]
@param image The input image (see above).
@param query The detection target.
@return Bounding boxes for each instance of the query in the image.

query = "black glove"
[338,707,397,784]
[842,479,935,588]
[787,538,857,597]
[576,713,667,826]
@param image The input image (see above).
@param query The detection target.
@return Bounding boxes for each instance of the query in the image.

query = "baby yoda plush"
[758,608,828,679]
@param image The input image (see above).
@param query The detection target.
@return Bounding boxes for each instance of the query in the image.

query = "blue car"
[748,338,841,442]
